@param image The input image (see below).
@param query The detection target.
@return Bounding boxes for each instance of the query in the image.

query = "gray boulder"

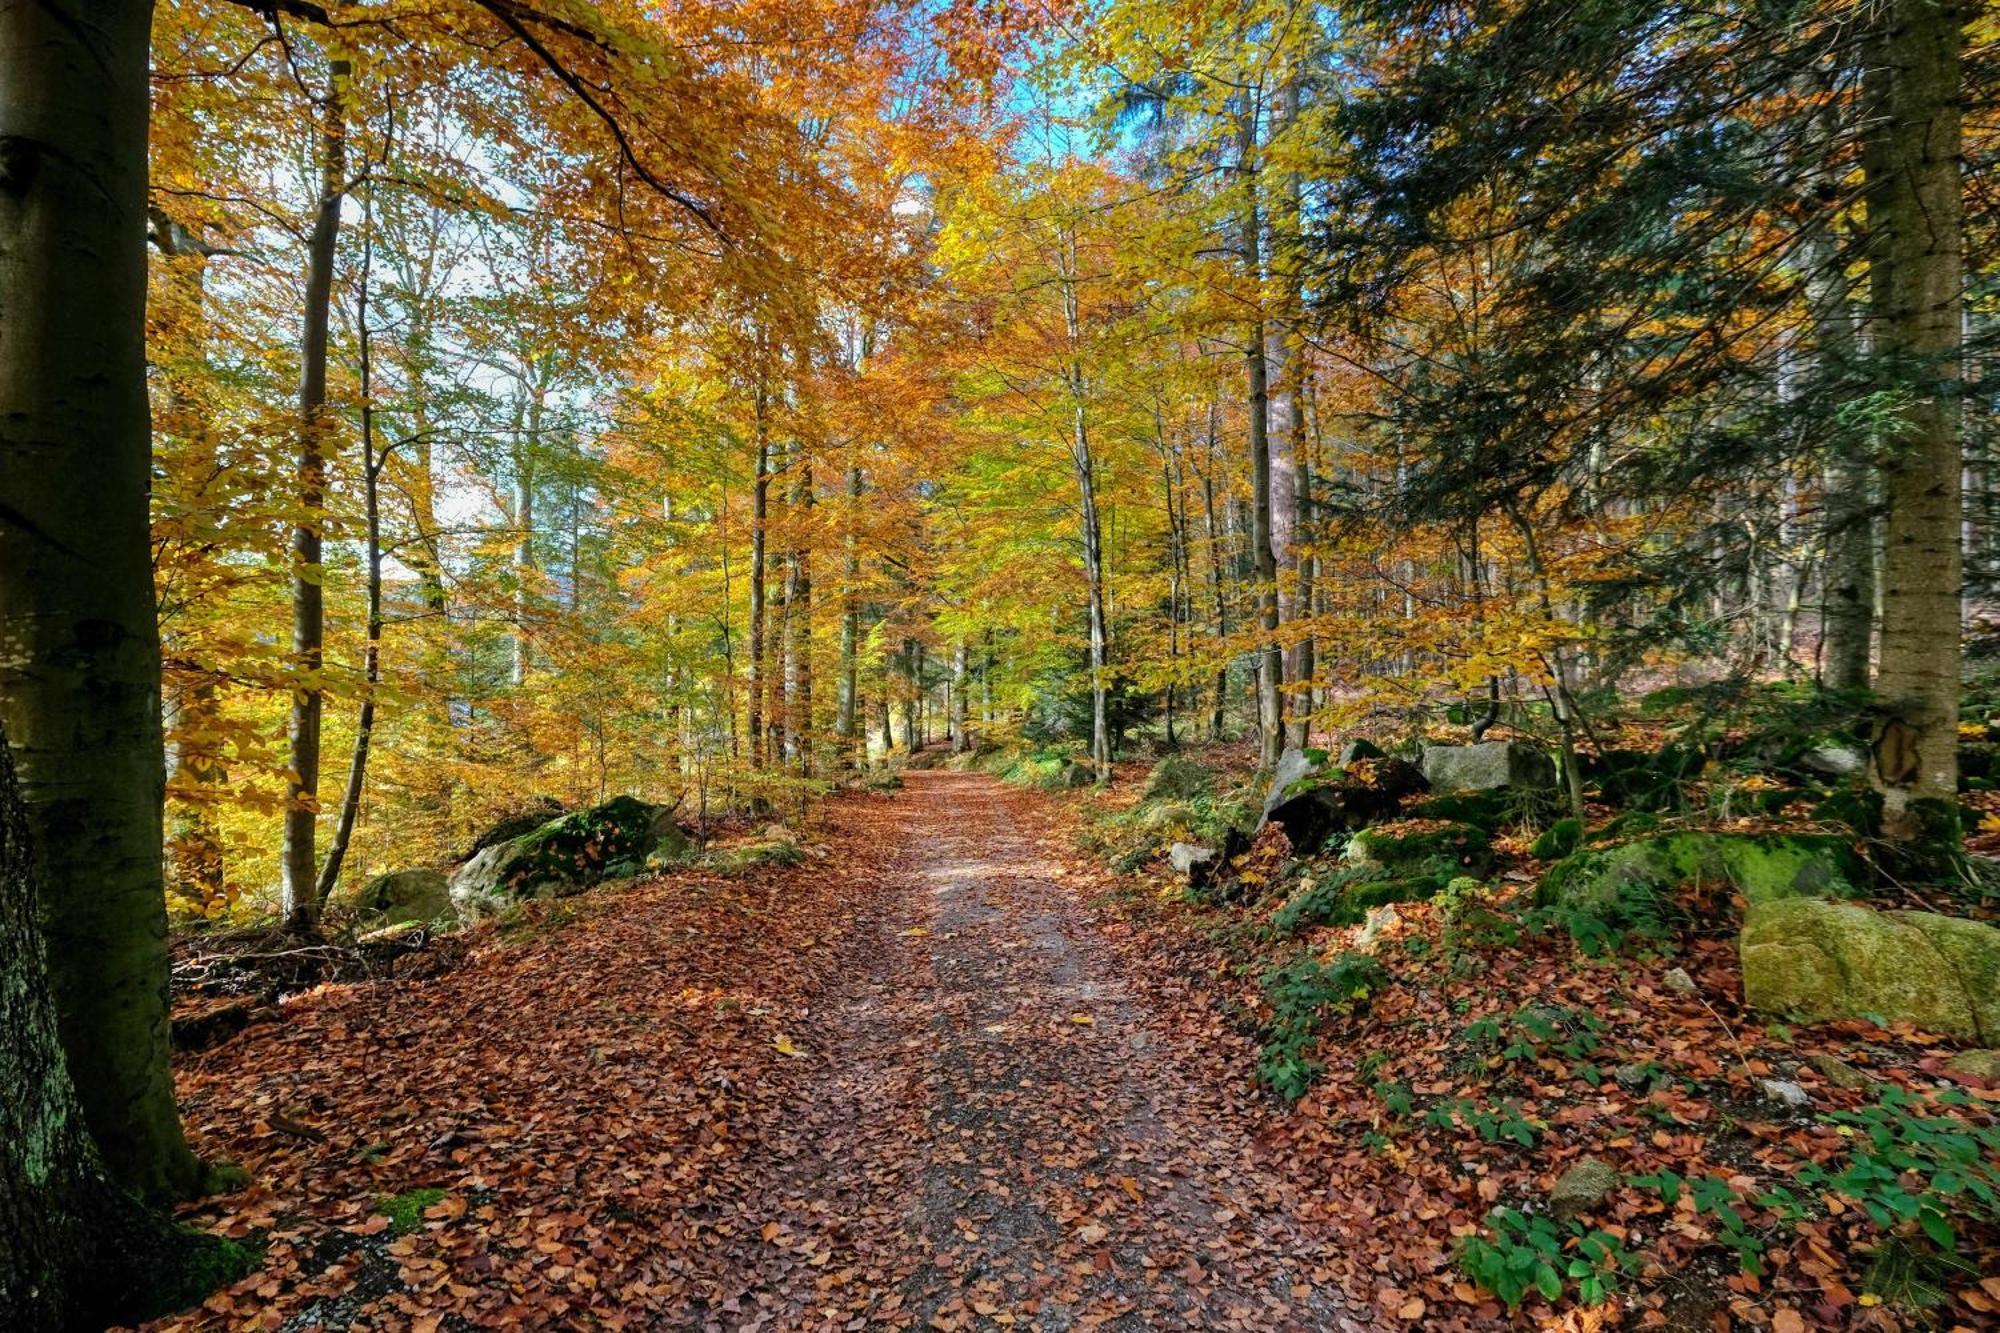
[351,868,450,924]
[1421,741,1557,792]
[1338,738,1387,766]
[1259,747,1322,826]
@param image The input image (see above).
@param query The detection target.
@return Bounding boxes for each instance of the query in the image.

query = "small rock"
[1168,842,1217,885]
[1945,1049,2000,1084]
[1800,742,1867,778]
[1613,1063,1654,1091]
[1662,966,1699,995]
[1809,1052,1876,1091]
[1757,1078,1811,1110]
[1355,905,1403,953]
[1548,1157,1621,1219]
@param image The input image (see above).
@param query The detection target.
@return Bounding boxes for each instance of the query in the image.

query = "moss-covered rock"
[1144,755,1211,801]
[1347,821,1493,876]
[448,795,688,918]
[1530,817,1583,860]
[1407,789,1513,831]
[348,868,450,924]
[1740,899,2000,1041]
[1538,831,1863,915]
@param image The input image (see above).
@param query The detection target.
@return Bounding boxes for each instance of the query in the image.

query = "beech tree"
[0,0,205,1201]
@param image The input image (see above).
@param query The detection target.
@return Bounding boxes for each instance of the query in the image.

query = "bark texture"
[0,0,205,1199]
[1866,0,1964,844]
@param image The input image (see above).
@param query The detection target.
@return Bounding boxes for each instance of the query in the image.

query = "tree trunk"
[951,641,969,752]
[1866,0,1965,853]
[281,51,350,932]
[1811,88,1874,691]
[152,218,229,907]
[315,209,385,906]
[836,461,862,765]
[748,377,770,772]
[0,0,206,1199]
[1240,106,1284,769]
[0,724,253,1329]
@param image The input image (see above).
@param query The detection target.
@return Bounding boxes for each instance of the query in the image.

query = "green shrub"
[1458,1208,1638,1308]
[1257,952,1389,1100]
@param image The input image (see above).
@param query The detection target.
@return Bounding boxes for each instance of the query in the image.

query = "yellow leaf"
[900,926,929,937]
[1069,1013,1094,1025]
[772,1035,804,1057]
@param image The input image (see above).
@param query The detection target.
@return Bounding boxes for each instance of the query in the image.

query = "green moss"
[709,839,806,876]
[376,1187,448,1236]
[1348,822,1493,875]
[1539,832,1862,912]
[1144,755,1211,800]
[1407,790,1513,831]
[497,795,669,894]
[137,1230,263,1322]
[1530,818,1582,860]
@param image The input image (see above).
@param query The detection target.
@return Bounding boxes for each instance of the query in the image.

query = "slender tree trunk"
[1051,225,1113,778]
[748,377,770,772]
[315,209,385,905]
[1201,413,1228,742]
[1810,133,1874,690]
[153,219,229,906]
[509,407,537,689]
[1867,0,1966,852]
[836,460,862,765]
[0,0,207,1199]
[1240,106,1284,768]
[951,641,969,752]
[281,51,350,932]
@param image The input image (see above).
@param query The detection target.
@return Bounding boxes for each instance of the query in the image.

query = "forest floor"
[149,771,1381,1332]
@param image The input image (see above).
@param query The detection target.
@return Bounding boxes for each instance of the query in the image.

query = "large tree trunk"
[0,724,254,1329]
[0,0,206,1200]
[1866,0,1965,853]
[281,51,350,932]
[1059,231,1112,781]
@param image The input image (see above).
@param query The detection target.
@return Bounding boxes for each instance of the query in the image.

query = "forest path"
[164,770,1372,1332]
[688,769,1367,1331]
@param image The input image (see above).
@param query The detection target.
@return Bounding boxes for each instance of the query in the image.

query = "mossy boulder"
[1740,899,2000,1041]
[348,868,450,924]
[1538,832,1863,915]
[1263,757,1426,855]
[1347,821,1493,877]
[1530,818,1583,861]
[449,795,688,918]
[1407,788,1514,831]
[1144,755,1211,801]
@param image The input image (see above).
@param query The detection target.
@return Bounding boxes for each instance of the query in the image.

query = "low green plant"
[1256,951,1390,1100]
[1798,1086,2000,1251]
[1457,1207,1639,1307]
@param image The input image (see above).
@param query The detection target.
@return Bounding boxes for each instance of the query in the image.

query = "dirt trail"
[692,770,1367,1331]
[162,770,1370,1332]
